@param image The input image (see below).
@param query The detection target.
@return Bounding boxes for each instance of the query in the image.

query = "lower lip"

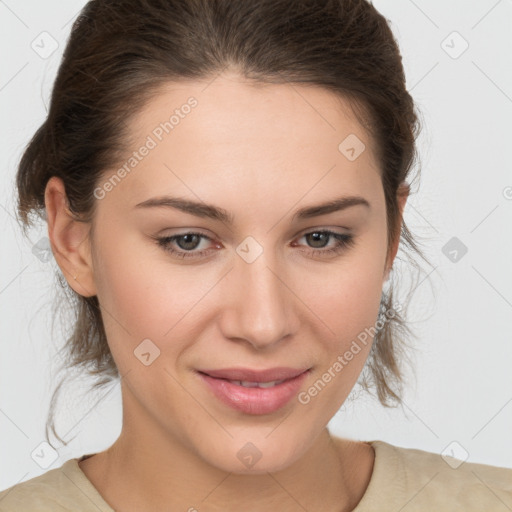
[198,370,310,415]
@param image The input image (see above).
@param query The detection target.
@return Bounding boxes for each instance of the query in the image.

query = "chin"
[194,430,310,475]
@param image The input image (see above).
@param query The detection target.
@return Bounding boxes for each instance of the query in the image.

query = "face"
[51,72,406,474]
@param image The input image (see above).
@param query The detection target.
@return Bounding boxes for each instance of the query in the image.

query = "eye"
[294,230,355,258]
[155,229,355,260]
[156,232,216,259]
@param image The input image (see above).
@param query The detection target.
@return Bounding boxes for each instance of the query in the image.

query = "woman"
[1,0,510,510]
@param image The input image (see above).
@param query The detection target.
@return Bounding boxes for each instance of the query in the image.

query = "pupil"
[308,232,328,248]
[178,234,200,250]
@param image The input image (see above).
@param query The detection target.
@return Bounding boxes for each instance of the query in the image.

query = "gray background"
[1,0,511,490]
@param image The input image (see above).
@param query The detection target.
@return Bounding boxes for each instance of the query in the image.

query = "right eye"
[156,232,218,259]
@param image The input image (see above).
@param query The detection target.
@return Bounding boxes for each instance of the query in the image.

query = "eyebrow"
[134,195,370,224]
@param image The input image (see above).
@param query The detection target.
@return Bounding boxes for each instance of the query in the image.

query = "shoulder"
[0,456,112,512]
[363,440,512,511]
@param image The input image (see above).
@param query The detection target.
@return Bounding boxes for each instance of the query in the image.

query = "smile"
[197,367,311,415]
[228,379,286,388]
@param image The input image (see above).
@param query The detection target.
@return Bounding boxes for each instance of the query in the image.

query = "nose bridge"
[219,245,296,349]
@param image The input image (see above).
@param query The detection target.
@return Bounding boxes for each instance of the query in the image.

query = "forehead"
[130,72,373,152]
[104,73,382,213]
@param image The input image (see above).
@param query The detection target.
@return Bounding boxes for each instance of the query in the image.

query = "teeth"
[230,380,285,388]
[257,380,282,388]
[239,381,259,388]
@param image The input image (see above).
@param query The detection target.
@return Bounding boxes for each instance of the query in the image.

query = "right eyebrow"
[134,196,233,224]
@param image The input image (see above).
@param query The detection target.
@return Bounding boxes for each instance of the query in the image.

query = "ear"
[45,176,97,297]
[383,181,409,283]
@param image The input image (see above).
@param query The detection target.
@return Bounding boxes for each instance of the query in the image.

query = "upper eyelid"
[163,228,349,247]
[162,225,350,238]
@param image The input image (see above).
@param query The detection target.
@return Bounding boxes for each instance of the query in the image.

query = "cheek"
[91,227,213,363]
[298,252,385,346]
[295,264,383,418]
[292,239,385,406]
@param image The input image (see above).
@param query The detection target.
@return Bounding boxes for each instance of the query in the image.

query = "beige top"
[1,439,511,511]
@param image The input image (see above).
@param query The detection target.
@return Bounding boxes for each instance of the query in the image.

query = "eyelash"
[155,230,355,260]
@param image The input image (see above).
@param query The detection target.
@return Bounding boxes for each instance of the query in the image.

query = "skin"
[45,71,408,512]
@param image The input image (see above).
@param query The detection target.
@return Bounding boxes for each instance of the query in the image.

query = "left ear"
[383,182,409,283]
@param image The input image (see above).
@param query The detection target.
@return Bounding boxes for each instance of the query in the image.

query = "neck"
[80,432,373,512]
[78,397,374,512]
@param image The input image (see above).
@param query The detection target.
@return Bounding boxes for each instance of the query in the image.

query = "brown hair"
[15,0,432,448]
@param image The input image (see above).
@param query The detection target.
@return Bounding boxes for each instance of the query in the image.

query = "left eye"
[294,230,355,257]
[155,230,355,260]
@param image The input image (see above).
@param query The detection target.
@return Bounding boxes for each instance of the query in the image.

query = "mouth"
[196,367,311,415]
[212,379,286,388]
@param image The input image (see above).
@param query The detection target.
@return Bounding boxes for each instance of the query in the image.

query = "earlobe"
[44,176,97,297]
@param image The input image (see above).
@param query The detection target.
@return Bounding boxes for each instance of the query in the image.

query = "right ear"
[44,176,97,297]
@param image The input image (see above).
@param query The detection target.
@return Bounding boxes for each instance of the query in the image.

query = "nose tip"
[218,256,297,350]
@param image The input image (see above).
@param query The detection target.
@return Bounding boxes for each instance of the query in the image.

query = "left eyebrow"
[133,195,370,225]
[292,195,371,221]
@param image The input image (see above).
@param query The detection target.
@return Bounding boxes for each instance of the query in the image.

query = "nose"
[218,251,298,350]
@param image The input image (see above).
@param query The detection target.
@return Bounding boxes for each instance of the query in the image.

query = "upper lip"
[198,367,310,382]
